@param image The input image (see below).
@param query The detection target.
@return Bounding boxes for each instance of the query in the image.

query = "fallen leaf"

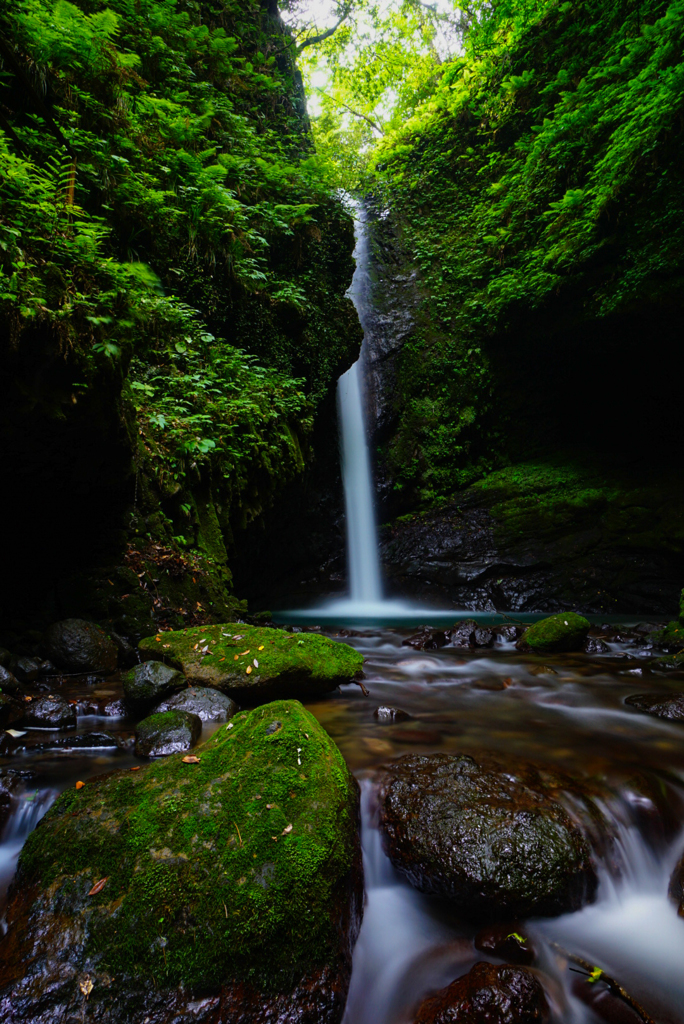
[88,877,108,896]
[258,645,265,651]
[219,657,226,662]
[79,977,93,998]
[76,781,85,790]
[253,659,258,668]
[233,655,239,661]
[246,666,252,675]
[239,649,250,656]
[182,755,201,764]
[266,803,275,809]
[233,635,244,640]
[282,824,293,835]
[163,644,170,649]
[155,636,162,642]
[130,766,141,771]
[5,729,26,738]
[193,643,199,650]
[24,695,32,701]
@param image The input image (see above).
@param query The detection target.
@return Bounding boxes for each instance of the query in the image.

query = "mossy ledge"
[0,701,363,1024]
[139,623,364,702]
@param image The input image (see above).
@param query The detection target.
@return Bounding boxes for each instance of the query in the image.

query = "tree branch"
[296,11,350,52]
[316,88,384,135]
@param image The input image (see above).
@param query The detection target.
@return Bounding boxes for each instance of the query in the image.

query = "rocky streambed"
[2,613,684,1022]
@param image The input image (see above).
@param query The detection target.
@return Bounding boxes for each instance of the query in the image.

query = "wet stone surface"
[154,685,238,722]
[412,962,548,1024]
[134,709,202,757]
[20,695,77,730]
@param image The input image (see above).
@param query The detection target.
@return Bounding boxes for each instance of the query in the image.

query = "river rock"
[135,710,202,757]
[0,693,24,729]
[446,619,479,648]
[0,700,363,1024]
[374,705,411,724]
[517,613,590,653]
[625,692,684,721]
[20,694,76,730]
[584,636,610,654]
[43,619,118,674]
[9,656,41,683]
[474,923,535,965]
[139,623,364,703]
[412,962,548,1024]
[154,685,238,722]
[0,665,24,697]
[403,627,448,650]
[378,753,597,920]
[122,660,187,710]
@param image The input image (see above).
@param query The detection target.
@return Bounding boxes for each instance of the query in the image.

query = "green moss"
[521,613,590,653]
[17,700,359,993]
[138,623,364,700]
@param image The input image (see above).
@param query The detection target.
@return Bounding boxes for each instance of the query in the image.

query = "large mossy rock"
[378,753,597,921]
[518,613,590,653]
[139,624,364,703]
[43,619,118,674]
[0,700,363,1024]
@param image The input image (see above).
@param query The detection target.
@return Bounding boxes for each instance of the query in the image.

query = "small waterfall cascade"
[337,205,383,605]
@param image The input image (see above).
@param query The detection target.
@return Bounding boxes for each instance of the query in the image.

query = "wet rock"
[625,692,684,721]
[0,701,363,1024]
[0,647,11,668]
[653,651,684,669]
[103,698,128,717]
[474,923,535,965]
[403,628,448,650]
[527,664,557,677]
[668,852,684,914]
[43,619,118,674]
[446,619,479,648]
[20,695,77,730]
[135,709,202,757]
[0,665,24,697]
[9,656,41,683]
[0,769,36,832]
[374,705,411,724]
[0,693,24,729]
[139,623,364,703]
[518,613,590,653]
[154,685,238,722]
[473,628,494,647]
[11,732,119,754]
[585,636,610,654]
[413,962,548,1024]
[494,626,524,643]
[37,659,57,676]
[122,660,186,711]
[378,753,597,920]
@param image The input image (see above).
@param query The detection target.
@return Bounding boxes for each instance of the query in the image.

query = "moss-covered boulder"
[134,710,201,757]
[517,613,590,653]
[0,700,363,1024]
[139,624,364,703]
[122,660,187,711]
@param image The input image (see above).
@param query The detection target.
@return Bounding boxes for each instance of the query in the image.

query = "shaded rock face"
[139,623,363,703]
[135,710,202,757]
[0,700,363,1024]
[518,613,590,653]
[378,754,597,921]
[413,962,548,1024]
[626,693,684,721]
[122,661,187,711]
[20,695,77,730]
[43,619,118,675]
[0,694,24,729]
[155,686,238,722]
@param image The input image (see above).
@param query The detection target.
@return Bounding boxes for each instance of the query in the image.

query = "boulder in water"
[122,660,186,711]
[135,709,202,757]
[138,623,363,702]
[20,694,76,730]
[517,613,590,653]
[625,692,684,721]
[412,962,548,1024]
[378,753,597,920]
[43,619,118,674]
[154,685,238,722]
[0,700,363,1024]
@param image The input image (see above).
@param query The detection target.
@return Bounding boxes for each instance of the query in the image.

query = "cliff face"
[0,0,361,638]
[370,0,684,613]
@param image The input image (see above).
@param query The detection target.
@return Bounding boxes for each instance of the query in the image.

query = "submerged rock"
[43,619,118,674]
[403,627,448,650]
[154,685,238,722]
[0,700,363,1024]
[413,962,548,1024]
[584,636,611,654]
[139,623,364,703]
[20,694,76,730]
[625,692,684,721]
[474,923,535,965]
[378,753,597,920]
[122,660,186,711]
[374,705,411,724]
[135,709,202,757]
[518,613,590,653]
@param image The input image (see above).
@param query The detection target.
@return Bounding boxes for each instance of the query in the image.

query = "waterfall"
[337,208,383,604]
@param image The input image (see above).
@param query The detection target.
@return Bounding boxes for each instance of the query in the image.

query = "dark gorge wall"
[0,0,361,639]
[371,0,684,614]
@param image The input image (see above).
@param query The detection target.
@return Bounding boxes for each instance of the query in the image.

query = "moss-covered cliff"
[0,0,361,637]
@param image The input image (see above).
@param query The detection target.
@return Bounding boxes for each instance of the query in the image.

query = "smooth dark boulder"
[625,692,684,721]
[43,619,118,674]
[139,623,363,703]
[378,753,597,920]
[413,962,548,1024]
[0,693,24,729]
[134,709,202,757]
[154,685,238,722]
[122,660,186,710]
[0,701,363,1024]
[9,656,41,683]
[20,694,76,730]
[517,613,590,653]
[0,665,24,697]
